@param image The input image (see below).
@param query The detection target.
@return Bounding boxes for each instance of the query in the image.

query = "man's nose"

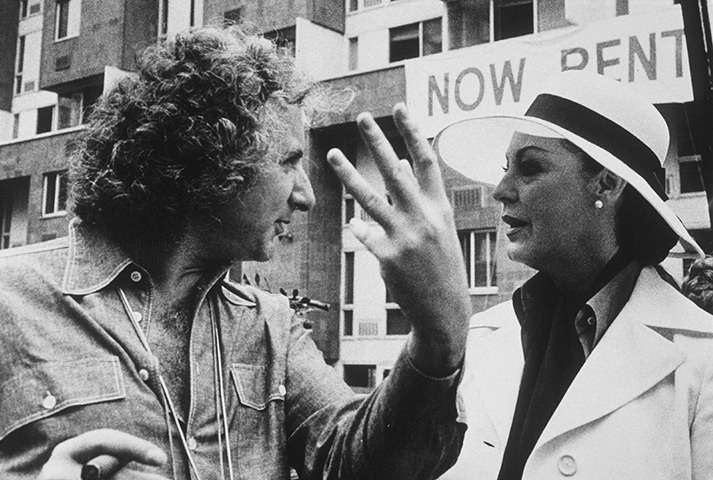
[290,165,316,212]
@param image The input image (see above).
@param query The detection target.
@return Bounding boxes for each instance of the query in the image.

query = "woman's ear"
[592,168,627,204]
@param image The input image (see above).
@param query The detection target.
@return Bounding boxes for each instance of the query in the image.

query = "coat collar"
[535,265,712,449]
[468,266,713,449]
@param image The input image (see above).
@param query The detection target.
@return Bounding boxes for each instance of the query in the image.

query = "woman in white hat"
[435,71,713,479]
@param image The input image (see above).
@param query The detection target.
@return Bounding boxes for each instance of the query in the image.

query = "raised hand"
[37,429,169,480]
[327,103,471,377]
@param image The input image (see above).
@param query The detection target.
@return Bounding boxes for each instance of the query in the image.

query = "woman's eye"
[519,159,542,176]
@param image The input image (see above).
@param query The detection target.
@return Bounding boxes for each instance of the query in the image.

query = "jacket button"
[278,384,286,396]
[130,271,143,283]
[187,437,198,451]
[558,455,577,476]
[138,369,150,381]
[42,392,57,410]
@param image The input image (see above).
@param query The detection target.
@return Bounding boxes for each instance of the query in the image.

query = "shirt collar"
[62,218,135,295]
[578,260,641,351]
[62,218,237,302]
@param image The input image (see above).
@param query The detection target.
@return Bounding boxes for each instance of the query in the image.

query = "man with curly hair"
[0,26,471,480]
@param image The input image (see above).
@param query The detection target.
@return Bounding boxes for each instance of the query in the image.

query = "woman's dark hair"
[70,26,316,241]
[578,148,678,265]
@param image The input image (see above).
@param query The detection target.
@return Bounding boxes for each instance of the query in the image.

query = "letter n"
[629,33,657,81]
[428,74,449,116]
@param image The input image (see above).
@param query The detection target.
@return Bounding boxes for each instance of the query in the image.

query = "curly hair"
[70,26,316,241]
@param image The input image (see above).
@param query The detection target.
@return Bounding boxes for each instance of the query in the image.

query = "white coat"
[442,266,713,479]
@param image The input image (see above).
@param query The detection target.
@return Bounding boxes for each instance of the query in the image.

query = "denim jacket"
[0,219,465,480]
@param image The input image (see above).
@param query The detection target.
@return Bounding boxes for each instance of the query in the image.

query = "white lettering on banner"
[405,6,693,138]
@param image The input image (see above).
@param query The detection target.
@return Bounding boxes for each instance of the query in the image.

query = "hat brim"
[433,115,704,257]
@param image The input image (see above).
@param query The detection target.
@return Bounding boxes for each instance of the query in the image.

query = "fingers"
[39,430,168,480]
[56,429,166,466]
[81,455,121,479]
[392,103,447,201]
[356,111,418,208]
[327,148,392,228]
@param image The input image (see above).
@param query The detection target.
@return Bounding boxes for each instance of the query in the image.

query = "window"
[55,0,80,40]
[36,106,55,134]
[494,0,534,41]
[0,195,11,249]
[58,84,102,129]
[348,37,359,71]
[344,197,355,224]
[263,27,296,56]
[20,0,29,18]
[12,114,20,140]
[43,171,68,216]
[343,309,353,336]
[680,158,705,194]
[159,0,169,37]
[343,365,376,394]
[344,252,354,304]
[348,0,358,12]
[58,93,82,130]
[389,18,442,63]
[459,229,497,290]
[15,36,25,95]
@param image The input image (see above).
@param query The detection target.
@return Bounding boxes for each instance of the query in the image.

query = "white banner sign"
[405,6,693,137]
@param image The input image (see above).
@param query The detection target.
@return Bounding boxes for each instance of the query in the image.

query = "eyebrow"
[507,145,549,163]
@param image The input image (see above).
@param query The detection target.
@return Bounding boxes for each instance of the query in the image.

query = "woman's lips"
[502,215,528,236]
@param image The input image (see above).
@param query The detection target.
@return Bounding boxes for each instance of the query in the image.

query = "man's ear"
[592,168,627,203]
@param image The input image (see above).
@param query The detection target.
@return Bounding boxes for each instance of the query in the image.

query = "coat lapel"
[533,267,688,450]
[469,314,525,445]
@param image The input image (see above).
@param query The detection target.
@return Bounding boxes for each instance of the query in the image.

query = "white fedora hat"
[433,70,704,257]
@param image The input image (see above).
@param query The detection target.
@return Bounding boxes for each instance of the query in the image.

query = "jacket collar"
[533,265,713,451]
[470,266,713,450]
[62,218,135,295]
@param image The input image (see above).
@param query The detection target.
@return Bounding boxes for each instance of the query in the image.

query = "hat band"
[525,93,668,200]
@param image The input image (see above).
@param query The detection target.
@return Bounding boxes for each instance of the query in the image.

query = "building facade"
[0,0,710,393]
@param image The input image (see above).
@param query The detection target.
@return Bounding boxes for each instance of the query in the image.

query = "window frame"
[389,17,442,63]
[42,171,68,217]
[679,155,706,195]
[36,105,55,135]
[55,0,80,41]
[458,228,498,294]
[14,36,25,95]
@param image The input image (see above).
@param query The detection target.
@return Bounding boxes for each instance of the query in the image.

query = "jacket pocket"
[0,357,126,441]
[230,363,285,410]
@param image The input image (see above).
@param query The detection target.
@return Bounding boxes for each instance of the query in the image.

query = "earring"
[594,199,604,209]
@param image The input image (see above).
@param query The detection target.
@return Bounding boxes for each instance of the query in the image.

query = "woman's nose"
[290,165,316,212]
[492,173,516,205]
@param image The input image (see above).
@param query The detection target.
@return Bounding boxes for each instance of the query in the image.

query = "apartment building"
[0,0,710,393]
